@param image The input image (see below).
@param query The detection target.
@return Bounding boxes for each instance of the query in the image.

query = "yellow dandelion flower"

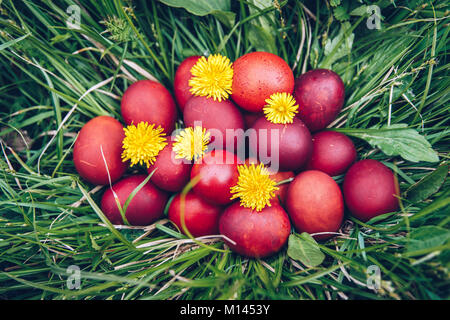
[263,92,299,124]
[172,126,211,161]
[121,122,167,168]
[230,163,279,212]
[188,54,233,102]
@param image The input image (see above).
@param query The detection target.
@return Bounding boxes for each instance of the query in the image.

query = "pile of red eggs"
[73,51,400,258]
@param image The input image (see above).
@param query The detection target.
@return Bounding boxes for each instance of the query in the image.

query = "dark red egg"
[100,175,168,226]
[242,110,263,129]
[73,116,127,185]
[168,191,223,237]
[343,159,400,222]
[219,202,291,258]
[183,95,245,152]
[121,79,177,133]
[249,116,313,171]
[286,170,344,240]
[147,141,192,192]
[293,69,345,132]
[232,51,295,113]
[173,56,201,112]
[190,150,239,205]
[306,131,356,176]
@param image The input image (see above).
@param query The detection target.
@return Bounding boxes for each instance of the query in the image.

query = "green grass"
[0,0,449,300]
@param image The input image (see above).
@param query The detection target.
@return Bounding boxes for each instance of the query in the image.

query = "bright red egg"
[121,79,177,133]
[73,115,127,185]
[286,170,344,240]
[306,131,356,176]
[183,95,245,152]
[231,51,295,112]
[293,69,345,132]
[173,56,201,112]
[168,191,223,237]
[190,150,239,205]
[249,116,313,171]
[343,159,400,222]
[219,202,291,258]
[100,175,168,226]
[147,141,192,192]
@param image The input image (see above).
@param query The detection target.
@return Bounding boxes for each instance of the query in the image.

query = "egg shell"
[219,201,291,258]
[343,159,400,222]
[249,116,313,171]
[231,51,295,112]
[242,110,263,129]
[100,175,168,226]
[190,150,239,206]
[286,170,344,241]
[73,115,127,185]
[183,95,245,153]
[121,79,177,133]
[173,56,201,112]
[168,191,223,237]
[293,69,345,132]
[147,141,192,192]
[270,171,295,205]
[306,131,356,176]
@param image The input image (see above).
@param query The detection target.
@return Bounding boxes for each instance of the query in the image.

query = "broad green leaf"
[406,226,450,256]
[405,163,448,203]
[350,5,368,16]
[287,233,325,267]
[330,0,341,7]
[247,0,277,54]
[320,22,354,69]
[333,7,350,21]
[248,24,277,54]
[158,0,235,28]
[339,124,439,163]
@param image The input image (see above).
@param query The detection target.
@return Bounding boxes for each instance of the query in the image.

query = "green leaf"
[339,124,439,163]
[350,5,368,16]
[248,24,277,54]
[405,163,448,203]
[330,0,341,7]
[333,7,350,21]
[158,0,235,28]
[287,233,325,267]
[247,0,277,54]
[0,33,31,51]
[50,33,72,45]
[406,226,450,256]
[320,22,354,69]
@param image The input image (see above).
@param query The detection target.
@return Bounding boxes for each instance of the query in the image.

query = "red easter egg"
[293,69,345,132]
[100,175,168,226]
[190,150,239,205]
[173,56,201,112]
[286,170,344,240]
[183,95,245,152]
[219,201,291,258]
[168,191,223,237]
[242,110,263,129]
[249,116,313,171]
[121,79,177,133]
[232,51,295,112]
[343,159,400,222]
[147,142,192,192]
[306,131,356,176]
[270,171,295,205]
[73,116,127,185]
